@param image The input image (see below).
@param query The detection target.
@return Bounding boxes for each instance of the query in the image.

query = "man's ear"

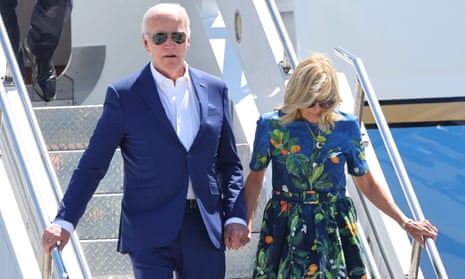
[142,35,150,52]
[186,36,191,49]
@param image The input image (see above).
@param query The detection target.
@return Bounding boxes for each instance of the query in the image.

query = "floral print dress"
[250,110,369,279]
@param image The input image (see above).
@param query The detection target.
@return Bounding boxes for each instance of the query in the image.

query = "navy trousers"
[0,0,23,72]
[129,206,226,279]
[0,0,72,73]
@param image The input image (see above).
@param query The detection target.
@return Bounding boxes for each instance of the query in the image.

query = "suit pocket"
[124,184,165,213]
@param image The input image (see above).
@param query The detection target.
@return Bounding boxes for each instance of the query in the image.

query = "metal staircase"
[1,0,450,278]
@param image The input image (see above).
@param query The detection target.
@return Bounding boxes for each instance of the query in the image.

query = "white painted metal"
[285,0,465,100]
[0,158,41,279]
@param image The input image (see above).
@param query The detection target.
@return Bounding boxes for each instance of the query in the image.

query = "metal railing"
[265,0,298,71]
[335,46,448,279]
[1,17,91,279]
[42,248,70,279]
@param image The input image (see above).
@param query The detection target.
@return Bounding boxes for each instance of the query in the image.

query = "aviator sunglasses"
[149,32,187,45]
[307,99,336,109]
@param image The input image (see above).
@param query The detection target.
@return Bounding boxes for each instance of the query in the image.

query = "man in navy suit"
[42,3,249,278]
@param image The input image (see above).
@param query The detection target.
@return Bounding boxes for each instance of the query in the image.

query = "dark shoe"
[23,38,57,102]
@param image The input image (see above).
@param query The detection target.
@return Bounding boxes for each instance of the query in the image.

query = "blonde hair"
[279,53,342,131]
[141,3,191,35]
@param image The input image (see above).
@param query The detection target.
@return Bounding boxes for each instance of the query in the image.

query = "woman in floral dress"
[244,54,438,278]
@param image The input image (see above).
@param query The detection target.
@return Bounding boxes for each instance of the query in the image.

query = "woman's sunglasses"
[307,99,336,109]
[148,32,187,45]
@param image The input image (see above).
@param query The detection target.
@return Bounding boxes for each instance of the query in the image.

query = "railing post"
[42,248,70,279]
[42,253,52,279]
[408,241,422,279]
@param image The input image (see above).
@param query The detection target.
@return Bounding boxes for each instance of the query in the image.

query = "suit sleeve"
[216,86,247,222]
[56,86,124,227]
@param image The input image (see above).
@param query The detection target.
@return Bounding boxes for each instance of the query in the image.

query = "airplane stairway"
[1,0,448,278]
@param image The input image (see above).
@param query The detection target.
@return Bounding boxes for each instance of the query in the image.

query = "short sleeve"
[345,118,369,176]
[249,114,273,171]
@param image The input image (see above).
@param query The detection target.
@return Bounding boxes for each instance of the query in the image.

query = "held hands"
[403,219,438,247]
[42,224,71,254]
[224,223,250,250]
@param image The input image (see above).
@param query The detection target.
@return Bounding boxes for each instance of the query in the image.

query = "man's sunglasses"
[307,99,336,109]
[149,32,187,45]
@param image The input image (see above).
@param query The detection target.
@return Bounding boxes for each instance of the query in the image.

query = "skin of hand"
[403,219,438,246]
[42,224,71,254]
[353,170,438,246]
[224,223,249,250]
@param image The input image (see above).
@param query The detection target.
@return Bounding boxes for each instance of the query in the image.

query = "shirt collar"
[150,62,190,87]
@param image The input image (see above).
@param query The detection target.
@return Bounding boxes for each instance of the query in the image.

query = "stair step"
[76,195,122,240]
[50,150,123,194]
[34,105,103,151]
[81,240,133,278]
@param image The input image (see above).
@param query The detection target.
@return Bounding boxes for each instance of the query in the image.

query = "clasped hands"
[224,223,250,250]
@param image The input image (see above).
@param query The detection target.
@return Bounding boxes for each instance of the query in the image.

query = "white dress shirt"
[152,63,245,227]
[151,63,199,199]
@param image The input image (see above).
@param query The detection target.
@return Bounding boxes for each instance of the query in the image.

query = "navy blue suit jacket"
[56,64,246,252]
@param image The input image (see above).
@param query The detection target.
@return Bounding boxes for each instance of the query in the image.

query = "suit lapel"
[137,65,211,147]
[138,64,178,137]
[189,69,208,144]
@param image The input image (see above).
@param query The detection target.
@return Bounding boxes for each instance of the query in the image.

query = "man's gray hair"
[141,3,191,35]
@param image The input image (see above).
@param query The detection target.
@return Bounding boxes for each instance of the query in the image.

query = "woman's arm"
[353,170,438,246]
[244,169,266,233]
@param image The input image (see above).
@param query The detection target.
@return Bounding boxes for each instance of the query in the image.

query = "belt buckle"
[305,190,319,205]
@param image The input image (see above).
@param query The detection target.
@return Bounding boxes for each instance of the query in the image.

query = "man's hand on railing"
[42,224,71,254]
[403,219,438,247]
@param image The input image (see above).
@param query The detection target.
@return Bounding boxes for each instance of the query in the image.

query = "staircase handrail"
[334,46,448,279]
[264,0,298,70]
[1,17,91,279]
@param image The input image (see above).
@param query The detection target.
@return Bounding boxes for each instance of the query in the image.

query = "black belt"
[186,199,198,209]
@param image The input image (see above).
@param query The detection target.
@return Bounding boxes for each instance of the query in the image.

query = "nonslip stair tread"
[34,105,103,151]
